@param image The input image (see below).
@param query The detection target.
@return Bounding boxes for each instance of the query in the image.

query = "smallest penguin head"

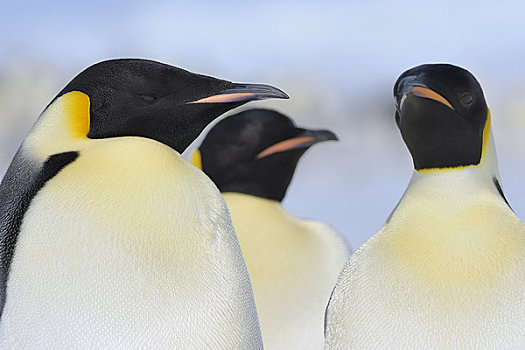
[54,59,289,153]
[393,63,489,171]
[194,108,338,201]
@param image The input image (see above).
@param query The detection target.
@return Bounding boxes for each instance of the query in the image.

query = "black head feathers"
[195,109,337,201]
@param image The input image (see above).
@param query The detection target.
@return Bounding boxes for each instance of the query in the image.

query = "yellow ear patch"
[63,91,90,139]
[190,149,203,170]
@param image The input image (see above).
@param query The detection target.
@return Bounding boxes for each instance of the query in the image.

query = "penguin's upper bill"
[50,59,289,153]
[255,128,337,159]
[393,64,489,171]
[193,109,337,201]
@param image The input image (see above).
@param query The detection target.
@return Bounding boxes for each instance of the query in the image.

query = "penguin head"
[52,59,288,153]
[192,109,338,201]
[393,64,489,171]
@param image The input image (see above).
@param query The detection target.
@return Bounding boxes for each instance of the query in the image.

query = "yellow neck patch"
[63,91,90,139]
[190,149,203,170]
[480,109,491,161]
[382,180,524,287]
[417,109,491,174]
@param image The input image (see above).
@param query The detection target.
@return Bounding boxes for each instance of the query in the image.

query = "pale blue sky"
[2,0,525,87]
[1,1,525,247]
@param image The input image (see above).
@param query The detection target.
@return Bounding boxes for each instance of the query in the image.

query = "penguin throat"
[415,110,492,173]
[399,159,505,220]
[216,162,295,202]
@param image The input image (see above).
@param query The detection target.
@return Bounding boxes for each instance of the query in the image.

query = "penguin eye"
[460,92,474,106]
[138,94,157,103]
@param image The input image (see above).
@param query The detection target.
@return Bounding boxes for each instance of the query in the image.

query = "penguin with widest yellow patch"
[191,109,351,350]
[325,64,525,349]
[0,59,289,349]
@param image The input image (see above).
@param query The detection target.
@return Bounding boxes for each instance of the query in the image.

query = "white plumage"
[224,192,350,350]
[0,93,262,349]
[325,130,525,349]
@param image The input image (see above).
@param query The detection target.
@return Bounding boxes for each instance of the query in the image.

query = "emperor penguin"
[324,64,525,349]
[191,108,351,350]
[0,59,289,349]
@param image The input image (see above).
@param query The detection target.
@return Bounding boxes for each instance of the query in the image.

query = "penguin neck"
[219,161,296,202]
[391,130,512,223]
[382,130,525,288]
[214,150,305,202]
[24,92,91,161]
[409,129,499,192]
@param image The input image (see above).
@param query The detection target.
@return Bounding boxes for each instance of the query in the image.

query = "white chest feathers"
[325,170,525,349]
[223,193,350,350]
[0,137,262,350]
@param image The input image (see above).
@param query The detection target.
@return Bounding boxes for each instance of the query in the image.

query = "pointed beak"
[396,76,454,111]
[408,86,454,110]
[187,83,289,104]
[256,129,338,159]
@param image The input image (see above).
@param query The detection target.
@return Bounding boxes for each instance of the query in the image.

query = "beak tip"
[322,130,339,142]
[305,129,339,143]
[257,86,290,101]
[279,91,291,100]
[232,83,290,102]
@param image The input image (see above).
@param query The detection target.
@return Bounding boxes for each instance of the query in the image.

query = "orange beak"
[256,129,338,159]
[187,83,289,104]
[400,86,454,110]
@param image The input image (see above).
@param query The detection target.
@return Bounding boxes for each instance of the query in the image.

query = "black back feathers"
[0,151,78,318]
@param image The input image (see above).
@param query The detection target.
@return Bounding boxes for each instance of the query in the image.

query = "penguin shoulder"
[299,219,352,254]
[223,192,349,251]
[325,196,525,348]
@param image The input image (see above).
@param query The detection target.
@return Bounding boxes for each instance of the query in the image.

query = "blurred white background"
[1,0,525,249]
